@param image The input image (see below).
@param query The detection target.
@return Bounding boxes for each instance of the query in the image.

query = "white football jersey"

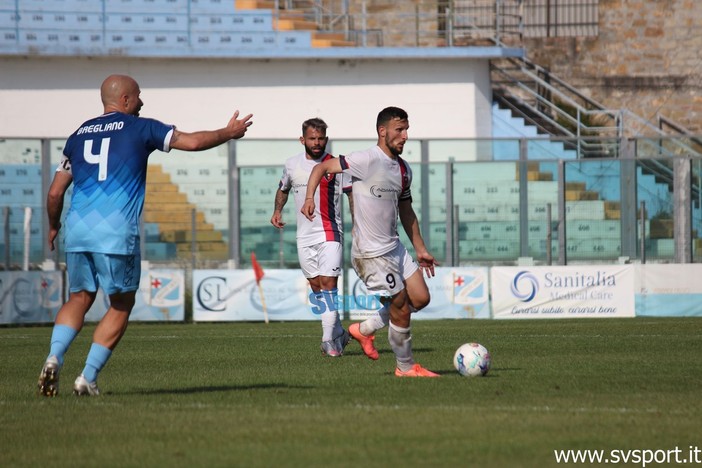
[278,152,351,247]
[339,145,412,258]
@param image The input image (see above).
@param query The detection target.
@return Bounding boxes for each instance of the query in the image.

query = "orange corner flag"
[251,252,268,324]
[251,252,264,284]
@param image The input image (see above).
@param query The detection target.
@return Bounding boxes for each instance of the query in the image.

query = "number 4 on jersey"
[83,138,110,181]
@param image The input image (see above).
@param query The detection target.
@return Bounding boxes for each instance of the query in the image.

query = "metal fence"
[2,134,702,272]
[278,0,599,47]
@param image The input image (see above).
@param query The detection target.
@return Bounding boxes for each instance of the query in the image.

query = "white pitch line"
[2,400,695,416]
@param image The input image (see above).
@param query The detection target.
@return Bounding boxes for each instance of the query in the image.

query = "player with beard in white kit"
[271,118,352,357]
[301,107,439,377]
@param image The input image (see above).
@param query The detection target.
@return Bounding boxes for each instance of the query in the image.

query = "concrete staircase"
[492,103,578,160]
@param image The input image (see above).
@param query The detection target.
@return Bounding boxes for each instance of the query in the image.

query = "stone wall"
[348,0,441,47]
[521,0,702,133]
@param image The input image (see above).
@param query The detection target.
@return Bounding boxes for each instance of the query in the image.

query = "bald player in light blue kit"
[38,74,252,396]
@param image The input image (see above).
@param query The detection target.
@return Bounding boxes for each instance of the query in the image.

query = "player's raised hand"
[301,198,316,221]
[227,110,253,140]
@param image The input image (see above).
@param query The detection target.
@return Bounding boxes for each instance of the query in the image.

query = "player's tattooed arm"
[271,189,289,228]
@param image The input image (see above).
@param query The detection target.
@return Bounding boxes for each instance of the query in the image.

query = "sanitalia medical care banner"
[491,265,635,319]
[193,269,332,321]
[635,264,702,317]
[347,267,491,320]
[0,271,63,324]
[85,268,185,322]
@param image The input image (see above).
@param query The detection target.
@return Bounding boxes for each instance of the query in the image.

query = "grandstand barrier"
[635,264,702,317]
[189,264,701,322]
[84,265,185,322]
[188,264,702,322]
[348,267,491,320]
[491,265,635,319]
[0,265,184,324]
[0,270,63,324]
[191,266,493,322]
[2,264,701,325]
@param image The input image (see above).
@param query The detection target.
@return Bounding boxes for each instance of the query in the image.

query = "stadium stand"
[0,0,356,55]
[1,0,699,269]
[144,164,228,261]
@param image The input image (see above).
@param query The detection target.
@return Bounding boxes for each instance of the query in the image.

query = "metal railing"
[491,57,702,156]
[272,0,599,47]
[491,55,702,213]
[321,0,525,47]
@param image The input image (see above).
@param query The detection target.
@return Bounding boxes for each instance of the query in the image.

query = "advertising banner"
[0,271,63,324]
[491,265,635,319]
[85,268,185,322]
[347,267,491,320]
[635,264,702,317]
[193,269,327,322]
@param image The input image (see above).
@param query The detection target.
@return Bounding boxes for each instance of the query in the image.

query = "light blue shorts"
[67,252,141,295]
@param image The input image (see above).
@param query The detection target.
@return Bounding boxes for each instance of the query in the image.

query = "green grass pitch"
[1,318,700,467]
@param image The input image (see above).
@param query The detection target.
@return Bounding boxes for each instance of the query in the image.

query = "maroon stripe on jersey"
[319,154,341,242]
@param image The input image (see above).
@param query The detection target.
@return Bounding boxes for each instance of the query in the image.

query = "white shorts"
[298,241,343,278]
[351,243,418,296]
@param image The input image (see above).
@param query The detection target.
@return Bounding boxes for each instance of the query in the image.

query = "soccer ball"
[453,343,491,377]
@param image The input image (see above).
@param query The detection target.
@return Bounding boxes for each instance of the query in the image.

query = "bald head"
[100,74,143,116]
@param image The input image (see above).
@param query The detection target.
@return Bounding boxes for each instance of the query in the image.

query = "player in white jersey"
[302,107,439,377]
[271,118,353,357]
[38,74,252,397]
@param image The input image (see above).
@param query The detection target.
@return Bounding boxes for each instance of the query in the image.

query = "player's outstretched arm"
[170,110,253,151]
[301,158,343,221]
[271,189,289,228]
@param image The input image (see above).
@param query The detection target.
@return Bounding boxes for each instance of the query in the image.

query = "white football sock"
[320,289,340,342]
[359,304,389,336]
[388,321,414,371]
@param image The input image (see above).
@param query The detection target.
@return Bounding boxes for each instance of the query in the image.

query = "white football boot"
[73,374,100,396]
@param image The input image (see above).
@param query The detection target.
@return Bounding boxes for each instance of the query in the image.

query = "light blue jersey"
[60,112,174,254]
